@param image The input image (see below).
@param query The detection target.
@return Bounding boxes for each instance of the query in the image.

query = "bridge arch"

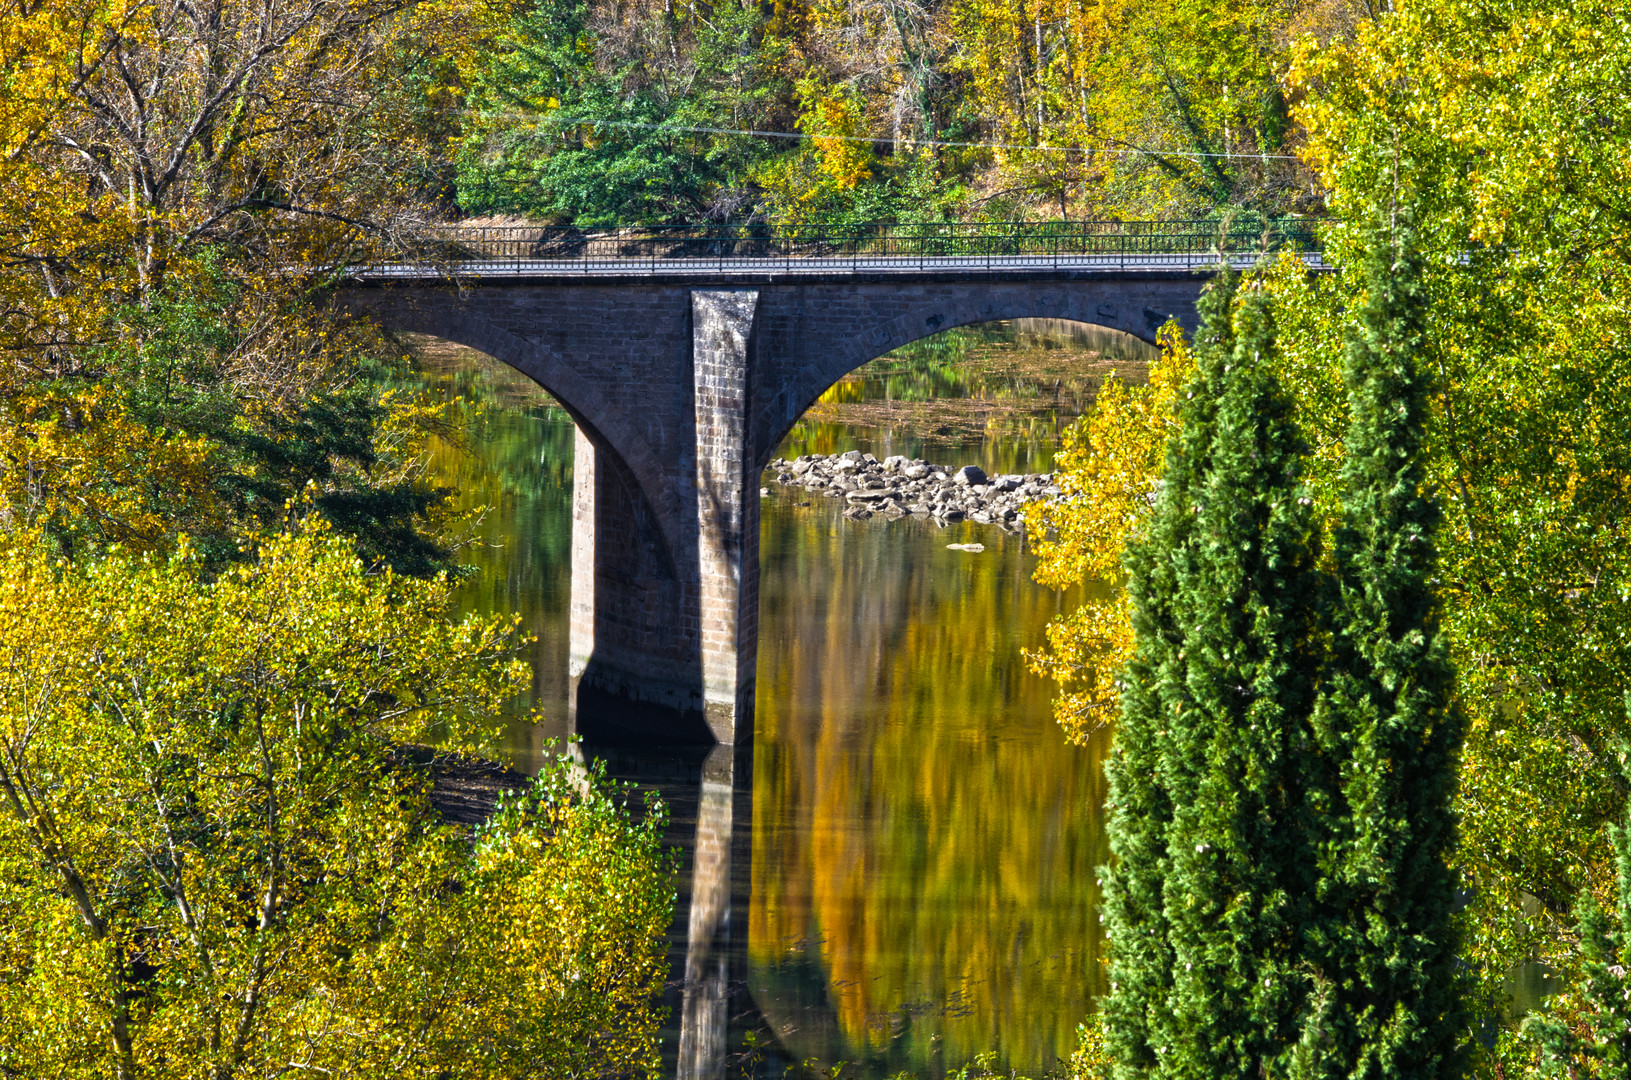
[749,284,1177,472]
[342,272,1211,746]
[362,295,687,573]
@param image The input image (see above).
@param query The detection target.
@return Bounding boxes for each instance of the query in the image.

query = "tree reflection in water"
[751,495,1111,1076]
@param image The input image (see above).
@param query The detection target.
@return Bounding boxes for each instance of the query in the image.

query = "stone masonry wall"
[691,290,760,743]
[569,423,704,738]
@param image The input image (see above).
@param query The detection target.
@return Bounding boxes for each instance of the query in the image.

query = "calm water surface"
[415,322,1151,1077]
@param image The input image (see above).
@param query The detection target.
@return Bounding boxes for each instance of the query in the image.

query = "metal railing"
[356,218,1325,277]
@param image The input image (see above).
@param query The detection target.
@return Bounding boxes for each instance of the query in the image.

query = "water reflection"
[750,500,1108,1075]
[680,746,742,1080]
[413,342,576,761]
[782,318,1154,475]
[411,320,1128,1077]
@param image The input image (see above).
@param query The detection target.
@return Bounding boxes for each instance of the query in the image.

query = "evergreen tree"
[1101,269,1232,1078]
[1162,281,1326,1079]
[456,0,783,225]
[1103,269,1325,1080]
[1106,189,1465,1080]
[1296,196,1466,1080]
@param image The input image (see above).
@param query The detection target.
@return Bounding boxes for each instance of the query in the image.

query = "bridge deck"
[355,250,1327,282]
[348,218,1326,282]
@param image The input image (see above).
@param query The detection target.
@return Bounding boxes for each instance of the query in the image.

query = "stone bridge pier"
[566,291,763,744]
[348,272,1209,744]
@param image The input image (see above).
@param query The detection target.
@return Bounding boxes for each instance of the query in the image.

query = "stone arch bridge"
[343,229,1319,745]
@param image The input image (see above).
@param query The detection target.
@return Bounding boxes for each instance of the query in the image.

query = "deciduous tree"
[0,0,488,567]
[0,521,673,1078]
[1023,323,1192,742]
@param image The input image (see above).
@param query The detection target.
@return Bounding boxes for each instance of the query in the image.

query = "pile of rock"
[765,450,1061,528]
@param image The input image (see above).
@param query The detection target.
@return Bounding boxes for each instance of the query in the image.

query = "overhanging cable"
[473,110,1305,162]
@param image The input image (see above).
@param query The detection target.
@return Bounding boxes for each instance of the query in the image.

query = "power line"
[474,110,1305,162]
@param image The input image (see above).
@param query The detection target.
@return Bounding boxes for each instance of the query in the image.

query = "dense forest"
[447,0,1333,223]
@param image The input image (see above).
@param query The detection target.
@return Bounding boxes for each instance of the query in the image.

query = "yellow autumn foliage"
[1023,322,1193,742]
[0,387,219,551]
[0,0,507,566]
[0,521,673,1078]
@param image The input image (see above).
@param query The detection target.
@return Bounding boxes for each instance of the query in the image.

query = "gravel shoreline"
[765,451,1060,531]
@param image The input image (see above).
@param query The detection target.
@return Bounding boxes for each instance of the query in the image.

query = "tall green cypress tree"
[1104,192,1465,1080]
[1101,268,1231,1079]
[1297,198,1467,1080]
[1162,280,1327,1079]
[1103,270,1324,1080]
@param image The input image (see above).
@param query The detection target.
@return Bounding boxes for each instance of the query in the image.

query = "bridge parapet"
[353,218,1326,280]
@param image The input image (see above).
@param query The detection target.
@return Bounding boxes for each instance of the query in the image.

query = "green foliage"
[1100,275,1233,1080]
[451,0,1330,223]
[1103,267,1327,1079]
[0,0,491,575]
[1162,280,1324,1077]
[0,523,673,1078]
[95,268,454,575]
[1105,204,1463,1078]
[1515,761,1631,1079]
[456,0,787,223]
[1294,198,1465,1080]
[1078,0,1312,214]
[1283,0,1631,1049]
[756,147,967,227]
[1058,0,1631,1058]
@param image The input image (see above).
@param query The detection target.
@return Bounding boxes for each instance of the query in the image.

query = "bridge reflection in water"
[679,746,742,1080]
[589,744,753,1080]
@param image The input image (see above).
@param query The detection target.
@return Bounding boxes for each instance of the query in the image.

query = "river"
[412,320,1154,1078]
